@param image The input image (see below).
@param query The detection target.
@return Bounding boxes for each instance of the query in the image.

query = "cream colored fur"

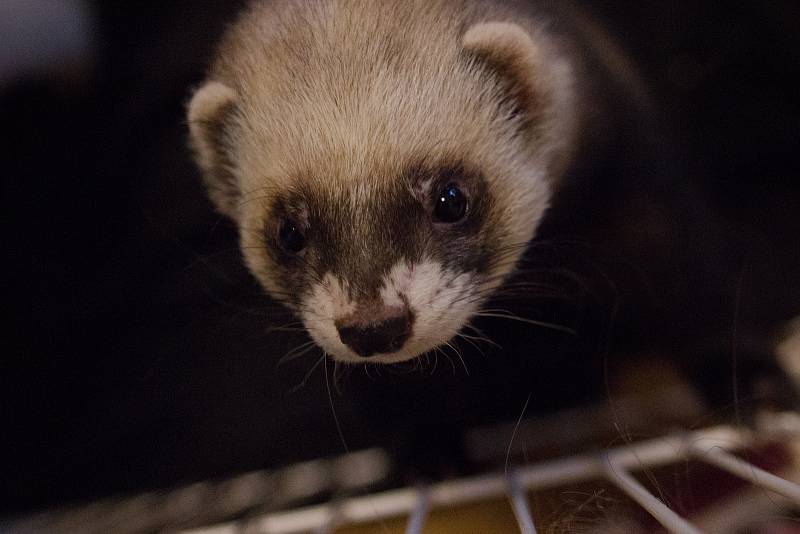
[187,0,582,362]
[187,81,236,167]
[187,81,239,218]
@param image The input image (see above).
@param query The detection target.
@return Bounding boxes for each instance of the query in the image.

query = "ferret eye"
[434,183,468,223]
[278,219,305,253]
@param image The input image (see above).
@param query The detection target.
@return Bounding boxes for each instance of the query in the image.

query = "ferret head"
[187,1,575,364]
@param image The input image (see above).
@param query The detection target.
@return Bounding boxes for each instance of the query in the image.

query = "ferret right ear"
[462,22,544,126]
[187,81,240,220]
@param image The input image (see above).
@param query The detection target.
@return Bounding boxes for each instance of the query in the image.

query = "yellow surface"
[334,479,640,534]
[336,497,519,534]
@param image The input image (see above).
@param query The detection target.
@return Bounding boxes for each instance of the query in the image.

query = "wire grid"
[5,413,798,534]
[184,413,800,534]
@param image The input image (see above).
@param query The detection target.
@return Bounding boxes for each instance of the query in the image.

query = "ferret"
[187,0,651,365]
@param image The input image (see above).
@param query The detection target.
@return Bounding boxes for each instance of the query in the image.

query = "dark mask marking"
[264,159,507,305]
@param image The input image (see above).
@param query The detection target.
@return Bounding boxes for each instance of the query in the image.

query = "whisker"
[430,350,439,375]
[444,340,469,375]
[505,392,532,476]
[434,346,456,374]
[463,323,502,349]
[333,359,346,395]
[456,332,486,358]
[266,320,305,333]
[363,362,374,380]
[287,354,325,394]
[324,356,349,453]
[278,340,318,366]
[474,311,577,335]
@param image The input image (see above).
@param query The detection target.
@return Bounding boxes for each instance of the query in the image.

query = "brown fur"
[187,0,583,362]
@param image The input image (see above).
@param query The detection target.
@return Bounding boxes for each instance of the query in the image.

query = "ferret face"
[234,110,551,364]
[244,162,525,364]
[188,1,575,364]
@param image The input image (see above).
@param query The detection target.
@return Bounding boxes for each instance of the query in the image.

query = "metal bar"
[513,428,741,493]
[428,473,506,507]
[255,489,419,533]
[602,455,703,534]
[259,506,333,533]
[313,507,339,534]
[184,527,239,534]
[405,487,431,534]
[690,443,800,504]
[507,470,537,534]
[177,421,798,534]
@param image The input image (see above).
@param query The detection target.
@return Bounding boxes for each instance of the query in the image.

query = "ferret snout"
[335,305,414,358]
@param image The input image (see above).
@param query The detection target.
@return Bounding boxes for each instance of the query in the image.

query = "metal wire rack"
[6,412,799,534]
[200,413,799,534]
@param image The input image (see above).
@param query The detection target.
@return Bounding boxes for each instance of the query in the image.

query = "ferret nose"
[337,314,411,358]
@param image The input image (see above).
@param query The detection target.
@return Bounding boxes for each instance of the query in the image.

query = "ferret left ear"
[187,81,240,221]
[462,22,543,124]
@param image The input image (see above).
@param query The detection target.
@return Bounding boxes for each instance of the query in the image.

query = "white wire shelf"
[186,413,800,534]
[6,412,799,534]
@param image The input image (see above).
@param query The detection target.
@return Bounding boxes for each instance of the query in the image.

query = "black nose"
[337,315,411,358]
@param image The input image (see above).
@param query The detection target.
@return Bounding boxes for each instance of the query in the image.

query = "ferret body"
[187,0,638,365]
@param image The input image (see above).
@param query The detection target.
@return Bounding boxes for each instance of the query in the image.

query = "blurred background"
[2,0,799,528]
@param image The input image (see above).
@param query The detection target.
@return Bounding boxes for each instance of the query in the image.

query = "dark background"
[2,0,799,517]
